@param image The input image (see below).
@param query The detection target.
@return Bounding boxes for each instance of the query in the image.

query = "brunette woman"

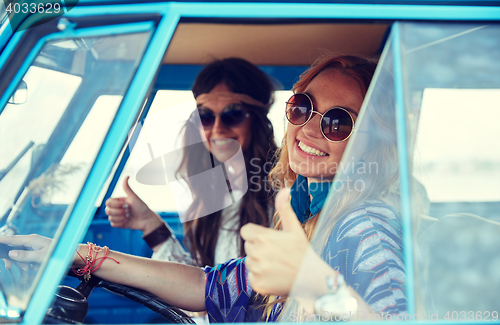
[105,58,278,266]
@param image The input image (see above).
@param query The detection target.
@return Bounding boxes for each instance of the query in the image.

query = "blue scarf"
[290,175,333,224]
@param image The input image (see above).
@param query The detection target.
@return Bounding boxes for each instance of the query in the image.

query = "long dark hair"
[177,58,278,266]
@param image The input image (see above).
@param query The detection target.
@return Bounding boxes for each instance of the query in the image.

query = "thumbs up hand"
[105,176,163,234]
[240,188,309,296]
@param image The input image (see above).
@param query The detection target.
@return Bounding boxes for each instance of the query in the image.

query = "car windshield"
[0,31,150,314]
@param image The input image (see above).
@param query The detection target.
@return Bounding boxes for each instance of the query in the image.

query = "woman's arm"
[0,235,206,311]
[80,247,206,311]
[240,189,383,318]
[151,235,195,265]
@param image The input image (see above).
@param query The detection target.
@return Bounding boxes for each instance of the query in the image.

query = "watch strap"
[142,223,172,249]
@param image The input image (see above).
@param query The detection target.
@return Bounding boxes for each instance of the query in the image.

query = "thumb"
[276,188,303,233]
[123,176,138,198]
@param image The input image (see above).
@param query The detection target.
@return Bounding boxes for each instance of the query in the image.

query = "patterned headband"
[196,91,267,109]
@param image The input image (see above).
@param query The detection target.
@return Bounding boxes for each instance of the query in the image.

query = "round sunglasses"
[285,93,355,142]
[197,103,250,129]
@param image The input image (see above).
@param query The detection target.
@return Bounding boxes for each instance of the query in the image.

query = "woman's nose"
[212,115,228,133]
[301,113,323,139]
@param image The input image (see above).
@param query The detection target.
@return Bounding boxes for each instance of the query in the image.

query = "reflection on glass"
[402,22,500,317]
[7,80,28,105]
[0,2,6,23]
[0,31,150,313]
[110,90,291,213]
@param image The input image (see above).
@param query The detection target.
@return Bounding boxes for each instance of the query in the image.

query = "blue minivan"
[0,0,499,323]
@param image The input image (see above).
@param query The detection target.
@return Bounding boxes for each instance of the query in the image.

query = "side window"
[292,21,500,321]
[402,23,500,317]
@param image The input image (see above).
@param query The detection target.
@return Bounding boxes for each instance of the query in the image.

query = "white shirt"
[151,200,241,266]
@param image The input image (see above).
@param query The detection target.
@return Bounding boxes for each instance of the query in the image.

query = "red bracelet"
[73,242,119,281]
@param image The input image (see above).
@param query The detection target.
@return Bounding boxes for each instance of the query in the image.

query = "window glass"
[0,67,81,216]
[401,22,500,318]
[0,30,150,312]
[112,90,291,213]
[53,95,123,204]
[415,88,500,202]
[0,2,6,24]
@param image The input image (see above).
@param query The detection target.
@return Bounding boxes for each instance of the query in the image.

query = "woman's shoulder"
[335,199,402,238]
[343,199,400,219]
[322,200,403,256]
[323,201,406,314]
[204,257,247,276]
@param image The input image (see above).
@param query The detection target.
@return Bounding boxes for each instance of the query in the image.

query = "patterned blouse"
[204,200,406,322]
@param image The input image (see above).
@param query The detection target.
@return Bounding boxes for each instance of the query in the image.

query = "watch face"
[315,289,358,318]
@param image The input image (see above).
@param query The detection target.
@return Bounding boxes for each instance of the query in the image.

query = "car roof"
[75,0,500,5]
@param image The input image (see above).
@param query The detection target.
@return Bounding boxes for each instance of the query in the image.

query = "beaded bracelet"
[73,242,120,281]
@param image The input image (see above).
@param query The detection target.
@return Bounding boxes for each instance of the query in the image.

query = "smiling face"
[287,68,364,181]
[198,83,251,162]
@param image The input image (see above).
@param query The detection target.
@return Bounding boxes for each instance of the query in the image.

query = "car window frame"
[0,5,175,323]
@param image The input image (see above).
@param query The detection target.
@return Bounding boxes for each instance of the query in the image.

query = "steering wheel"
[45,272,195,324]
[1,243,195,323]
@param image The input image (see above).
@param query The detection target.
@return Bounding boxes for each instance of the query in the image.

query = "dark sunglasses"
[285,93,355,142]
[197,103,250,129]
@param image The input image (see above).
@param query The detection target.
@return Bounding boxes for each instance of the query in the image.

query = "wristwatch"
[314,274,358,318]
[142,223,172,249]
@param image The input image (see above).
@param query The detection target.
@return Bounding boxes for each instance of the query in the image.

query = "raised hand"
[240,188,309,296]
[105,176,163,234]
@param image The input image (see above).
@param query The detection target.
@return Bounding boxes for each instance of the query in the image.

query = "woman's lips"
[209,138,239,151]
[295,140,329,158]
[211,138,234,146]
